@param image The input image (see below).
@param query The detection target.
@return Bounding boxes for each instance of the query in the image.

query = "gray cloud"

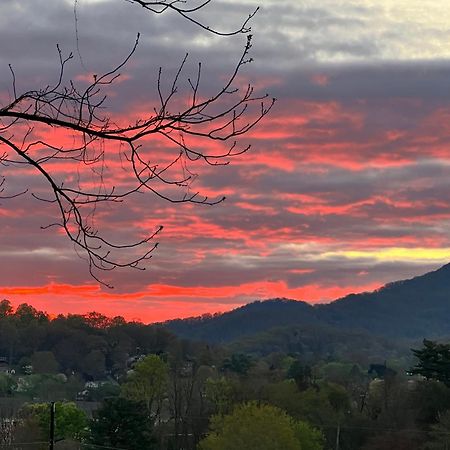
[2,0,450,319]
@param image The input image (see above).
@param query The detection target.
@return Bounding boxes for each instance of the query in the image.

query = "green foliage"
[121,354,168,413]
[263,380,351,448]
[85,381,120,402]
[265,380,349,423]
[90,397,156,450]
[24,401,88,441]
[167,299,320,343]
[287,360,312,390]
[30,351,59,374]
[0,373,16,395]
[0,302,178,384]
[319,362,365,387]
[411,339,450,386]
[1,298,450,450]
[221,353,253,375]
[16,374,75,401]
[326,383,350,414]
[205,377,236,415]
[198,402,304,450]
[294,421,326,450]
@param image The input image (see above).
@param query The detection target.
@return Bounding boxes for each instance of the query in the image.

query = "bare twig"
[0,0,275,286]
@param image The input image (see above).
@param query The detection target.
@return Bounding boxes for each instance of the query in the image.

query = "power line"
[80,442,129,450]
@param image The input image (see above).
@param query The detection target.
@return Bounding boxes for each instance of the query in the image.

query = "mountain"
[166,298,320,343]
[319,262,450,338]
[165,263,450,343]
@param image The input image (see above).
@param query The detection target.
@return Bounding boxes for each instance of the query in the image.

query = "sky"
[1,0,450,322]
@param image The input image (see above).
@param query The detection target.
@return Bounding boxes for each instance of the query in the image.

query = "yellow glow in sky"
[325,247,450,263]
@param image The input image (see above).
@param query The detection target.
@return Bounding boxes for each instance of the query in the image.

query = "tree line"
[0,300,449,449]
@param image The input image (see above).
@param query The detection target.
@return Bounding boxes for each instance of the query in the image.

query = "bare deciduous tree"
[0,0,275,286]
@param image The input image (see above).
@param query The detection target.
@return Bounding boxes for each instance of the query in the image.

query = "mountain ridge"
[164,263,450,342]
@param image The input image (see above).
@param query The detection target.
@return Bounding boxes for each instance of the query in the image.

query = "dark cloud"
[2,0,450,320]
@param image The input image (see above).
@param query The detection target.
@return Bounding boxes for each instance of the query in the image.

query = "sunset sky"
[2,0,450,322]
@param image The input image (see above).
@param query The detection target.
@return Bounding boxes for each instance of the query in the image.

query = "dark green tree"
[0,300,13,317]
[30,351,59,374]
[221,353,253,376]
[89,397,156,450]
[410,340,450,387]
[287,360,313,391]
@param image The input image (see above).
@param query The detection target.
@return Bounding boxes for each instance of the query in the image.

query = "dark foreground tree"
[410,339,450,387]
[0,0,274,285]
[90,397,156,450]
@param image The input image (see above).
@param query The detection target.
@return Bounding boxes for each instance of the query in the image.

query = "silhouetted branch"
[0,0,275,285]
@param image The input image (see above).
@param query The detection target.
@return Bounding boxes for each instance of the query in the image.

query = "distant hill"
[165,263,450,343]
[226,322,413,364]
[319,262,450,338]
[165,298,320,343]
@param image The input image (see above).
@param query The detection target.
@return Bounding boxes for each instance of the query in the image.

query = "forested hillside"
[0,299,449,449]
[166,299,319,342]
[165,263,450,343]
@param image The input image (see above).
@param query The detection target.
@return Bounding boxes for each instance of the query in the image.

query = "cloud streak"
[1,0,450,321]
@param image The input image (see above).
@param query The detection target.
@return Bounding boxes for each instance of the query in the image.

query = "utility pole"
[49,402,55,450]
[335,421,340,450]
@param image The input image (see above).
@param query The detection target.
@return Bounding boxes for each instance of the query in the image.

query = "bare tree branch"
[0,0,275,286]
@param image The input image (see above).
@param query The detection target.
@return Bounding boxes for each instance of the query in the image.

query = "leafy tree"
[17,373,82,402]
[411,339,450,387]
[205,377,236,416]
[264,380,350,448]
[0,300,13,317]
[319,362,365,388]
[90,397,156,450]
[0,318,17,364]
[221,353,253,376]
[295,421,326,450]
[121,354,168,416]
[30,351,59,374]
[0,374,16,396]
[24,401,88,442]
[14,304,48,325]
[80,350,106,379]
[288,360,313,391]
[199,402,322,450]
[83,312,111,329]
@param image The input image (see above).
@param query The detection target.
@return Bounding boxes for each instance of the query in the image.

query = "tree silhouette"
[410,339,450,387]
[0,0,274,286]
